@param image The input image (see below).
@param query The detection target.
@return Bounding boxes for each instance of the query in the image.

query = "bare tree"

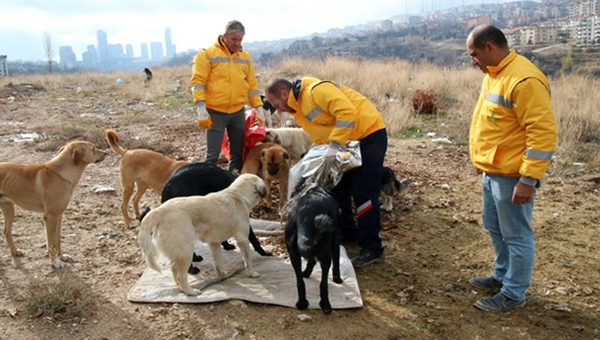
[43,31,53,74]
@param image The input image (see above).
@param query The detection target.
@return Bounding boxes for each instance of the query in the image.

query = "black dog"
[261,94,277,115]
[285,185,343,314]
[143,68,153,82]
[160,162,272,274]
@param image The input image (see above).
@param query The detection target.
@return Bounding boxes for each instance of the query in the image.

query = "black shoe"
[351,249,384,268]
[469,276,502,290]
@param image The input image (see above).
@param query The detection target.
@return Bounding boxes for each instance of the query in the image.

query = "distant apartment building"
[378,20,393,31]
[150,42,163,60]
[521,26,539,45]
[464,15,491,29]
[141,43,149,59]
[108,44,124,59]
[81,45,97,66]
[574,15,600,45]
[97,29,109,62]
[503,28,522,47]
[0,55,8,76]
[570,0,600,18]
[59,46,77,68]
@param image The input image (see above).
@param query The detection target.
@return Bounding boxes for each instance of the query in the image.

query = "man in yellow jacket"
[266,77,387,268]
[190,20,265,172]
[467,24,557,312]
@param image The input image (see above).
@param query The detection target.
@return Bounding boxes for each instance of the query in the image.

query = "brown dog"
[105,129,188,226]
[241,142,290,211]
[0,141,106,268]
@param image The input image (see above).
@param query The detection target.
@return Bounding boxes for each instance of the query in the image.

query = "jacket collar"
[487,49,517,77]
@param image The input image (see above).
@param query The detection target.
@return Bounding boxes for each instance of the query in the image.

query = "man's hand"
[256,106,266,123]
[324,142,341,162]
[512,181,535,204]
[197,102,211,129]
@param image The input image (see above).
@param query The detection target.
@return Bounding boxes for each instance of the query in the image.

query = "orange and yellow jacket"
[286,77,386,146]
[469,49,557,183]
[190,36,262,113]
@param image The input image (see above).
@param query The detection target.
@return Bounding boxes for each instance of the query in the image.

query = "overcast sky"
[1,0,527,62]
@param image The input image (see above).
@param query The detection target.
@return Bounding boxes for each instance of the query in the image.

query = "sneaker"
[474,292,526,312]
[469,276,502,290]
[351,249,384,268]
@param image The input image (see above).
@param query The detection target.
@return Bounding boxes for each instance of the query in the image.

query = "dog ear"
[72,148,85,164]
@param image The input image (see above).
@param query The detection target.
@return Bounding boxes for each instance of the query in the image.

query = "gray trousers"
[204,107,245,172]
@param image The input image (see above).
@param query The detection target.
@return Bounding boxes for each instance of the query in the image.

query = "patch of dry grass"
[1,57,598,166]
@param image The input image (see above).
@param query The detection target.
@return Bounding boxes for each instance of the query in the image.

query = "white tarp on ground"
[127,220,363,310]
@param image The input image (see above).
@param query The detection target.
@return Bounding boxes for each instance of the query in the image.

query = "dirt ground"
[0,82,599,340]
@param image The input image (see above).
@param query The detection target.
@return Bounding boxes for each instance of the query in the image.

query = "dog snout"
[258,183,267,198]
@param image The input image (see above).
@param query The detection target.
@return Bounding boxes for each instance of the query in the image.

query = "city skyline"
[0,0,532,62]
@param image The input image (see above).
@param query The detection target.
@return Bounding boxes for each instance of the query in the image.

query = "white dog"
[264,127,312,161]
[137,173,266,295]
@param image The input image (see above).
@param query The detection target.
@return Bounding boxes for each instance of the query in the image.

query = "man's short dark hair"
[471,25,508,50]
[266,78,292,98]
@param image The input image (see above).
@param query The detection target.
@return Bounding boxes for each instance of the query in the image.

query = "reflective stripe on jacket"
[286,77,385,145]
[469,49,557,180]
[190,36,262,113]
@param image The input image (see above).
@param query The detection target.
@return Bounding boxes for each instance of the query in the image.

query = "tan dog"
[105,129,188,226]
[0,141,106,268]
[264,128,312,161]
[242,142,290,211]
[138,173,266,295]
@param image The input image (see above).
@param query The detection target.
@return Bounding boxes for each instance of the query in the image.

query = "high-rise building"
[141,43,149,59]
[0,55,8,77]
[150,41,164,60]
[108,43,124,59]
[165,27,175,57]
[96,30,109,62]
[59,46,77,68]
[126,44,133,58]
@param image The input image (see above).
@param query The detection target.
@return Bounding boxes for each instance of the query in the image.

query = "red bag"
[221,108,266,162]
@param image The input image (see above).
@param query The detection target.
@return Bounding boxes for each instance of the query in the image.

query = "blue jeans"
[481,173,536,302]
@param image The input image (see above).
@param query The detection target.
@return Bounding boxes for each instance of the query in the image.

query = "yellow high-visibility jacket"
[470,49,557,181]
[286,77,385,146]
[190,36,262,113]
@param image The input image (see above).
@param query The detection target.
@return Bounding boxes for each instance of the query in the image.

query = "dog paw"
[333,276,343,284]
[192,253,204,262]
[184,288,201,296]
[222,242,236,251]
[187,265,200,275]
[60,254,74,263]
[11,250,24,257]
[319,301,332,314]
[296,299,309,310]
[52,258,68,269]
[249,271,260,278]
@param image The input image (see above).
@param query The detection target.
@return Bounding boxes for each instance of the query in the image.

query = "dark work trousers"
[331,128,387,253]
[204,107,245,172]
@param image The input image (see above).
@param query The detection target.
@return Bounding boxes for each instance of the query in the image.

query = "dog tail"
[395,178,413,193]
[298,214,335,254]
[105,129,127,157]
[137,211,161,273]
